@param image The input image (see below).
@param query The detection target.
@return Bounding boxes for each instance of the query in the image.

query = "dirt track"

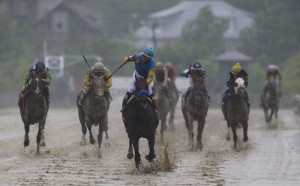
[0,101,299,185]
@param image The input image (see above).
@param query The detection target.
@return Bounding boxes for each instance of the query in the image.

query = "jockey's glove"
[123,56,129,64]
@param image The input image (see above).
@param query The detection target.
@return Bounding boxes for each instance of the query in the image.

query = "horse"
[292,94,300,116]
[181,75,209,151]
[224,77,249,150]
[166,80,179,130]
[261,82,279,123]
[18,73,48,154]
[122,77,159,170]
[153,81,170,143]
[76,74,108,158]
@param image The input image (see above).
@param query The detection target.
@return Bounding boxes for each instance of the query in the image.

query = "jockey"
[21,60,52,109]
[265,64,282,96]
[121,47,156,112]
[79,60,112,108]
[181,61,210,101]
[164,62,177,82]
[154,62,168,87]
[221,62,249,109]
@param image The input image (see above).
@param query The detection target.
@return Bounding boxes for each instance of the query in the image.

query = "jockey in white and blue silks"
[121,47,156,112]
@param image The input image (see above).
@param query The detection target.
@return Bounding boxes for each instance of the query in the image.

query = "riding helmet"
[33,61,45,73]
[191,61,202,70]
[141,47,154,59]
[231,63,241,74]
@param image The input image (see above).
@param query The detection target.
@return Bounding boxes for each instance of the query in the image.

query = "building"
[135,0,254,50]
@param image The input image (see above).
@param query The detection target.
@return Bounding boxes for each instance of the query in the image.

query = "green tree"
[0,6,33,90]
[282,51,300,93]
[238,0,300,66]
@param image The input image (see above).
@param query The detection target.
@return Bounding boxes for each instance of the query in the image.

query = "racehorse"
[261,82,279,123]
[224,77,249,150]
[153,81,170,143]
[166,80,179,130]
[181,75,209,151]
[18,74,48,154]
[76,74,108,158]
[122,77,159,170]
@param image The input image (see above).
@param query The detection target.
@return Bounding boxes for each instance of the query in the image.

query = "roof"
[135,0,254,40]
[214,50,250,62]
[35,0,103,32]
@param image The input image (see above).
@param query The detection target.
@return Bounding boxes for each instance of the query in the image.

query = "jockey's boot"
[104,91,111,110]
[44,87,50,110]
[148,94,157,110]
[202,87,211,103]
[120,92,132,113]
[78,91,87,106]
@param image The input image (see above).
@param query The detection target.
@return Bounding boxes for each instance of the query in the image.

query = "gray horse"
[224,77,249,150]
[261,82,279,123]
[166,80,179,130]
[18,74,48,155]
[153,81,170,143]
[181,76,209,151]
[76,75,108,158]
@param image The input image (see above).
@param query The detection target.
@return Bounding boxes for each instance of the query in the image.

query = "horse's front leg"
[23,121,30,147]
[243,122,248,142]
[97,123,104,158]
[231,122,238,149]
[160,115,167,143]
[145,135,156,162]
[132,138,141,170]
[86,121,95,144]
[36,119,46,155]
[39,119,46,147]
[168,107,176,131]
[196,118,205,151]
[187,117,194,150]
[127,139,133,159]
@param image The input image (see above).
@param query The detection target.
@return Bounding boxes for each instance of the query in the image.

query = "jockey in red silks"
[121,47,156,112]
[265,64,282,97]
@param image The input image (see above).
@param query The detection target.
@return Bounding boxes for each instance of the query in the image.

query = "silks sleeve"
[146,68,155,84]
[43,71,52,85]
[22,72,30,88]
[83,75,91,86]
[104,68,112,89]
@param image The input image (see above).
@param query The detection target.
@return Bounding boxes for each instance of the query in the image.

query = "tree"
[237,0,300,66]
[282,51,300,93]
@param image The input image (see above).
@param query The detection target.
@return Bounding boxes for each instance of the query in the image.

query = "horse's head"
[153,82,167,101]
[234,77,246,95]
[265,82,278,98]
[29,74,44,95]
[134,77,150,108]
[90,74,106,97]
[190,89,204,105]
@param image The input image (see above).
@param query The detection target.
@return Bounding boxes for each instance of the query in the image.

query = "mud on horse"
[18,74,48,154]
[122,76,159,170]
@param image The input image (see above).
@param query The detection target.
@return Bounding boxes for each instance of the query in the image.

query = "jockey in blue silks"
[121,47,156,112]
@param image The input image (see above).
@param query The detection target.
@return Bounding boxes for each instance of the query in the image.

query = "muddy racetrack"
[0,99,299,185]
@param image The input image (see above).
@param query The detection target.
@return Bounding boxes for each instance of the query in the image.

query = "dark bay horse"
[76,74,108,158]
[166,80,179,130]
[181,76,209,151]
[224,77,249,150]
[122,77,159,170]
[153,81,170,143]
[18,74,48,154]
[261,82,279,123]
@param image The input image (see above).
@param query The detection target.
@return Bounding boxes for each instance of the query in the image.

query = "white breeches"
[128,71,153,95]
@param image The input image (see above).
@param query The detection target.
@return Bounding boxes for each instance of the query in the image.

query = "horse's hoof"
[244,137,248,142]
[80,141,86,146]
[127,153,134,159]
[145,154,156,162]
[90,139,95,144]
[24,140,30,147]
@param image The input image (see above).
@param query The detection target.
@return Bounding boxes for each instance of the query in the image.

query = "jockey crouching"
[221,63,250,114]
[265,64,282,97]
[181,61,210,102]
[121,47,156,113]
[164,62,179,98]
[154,62,168,92]
[79,60,112,109]
[20,61,51,110]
